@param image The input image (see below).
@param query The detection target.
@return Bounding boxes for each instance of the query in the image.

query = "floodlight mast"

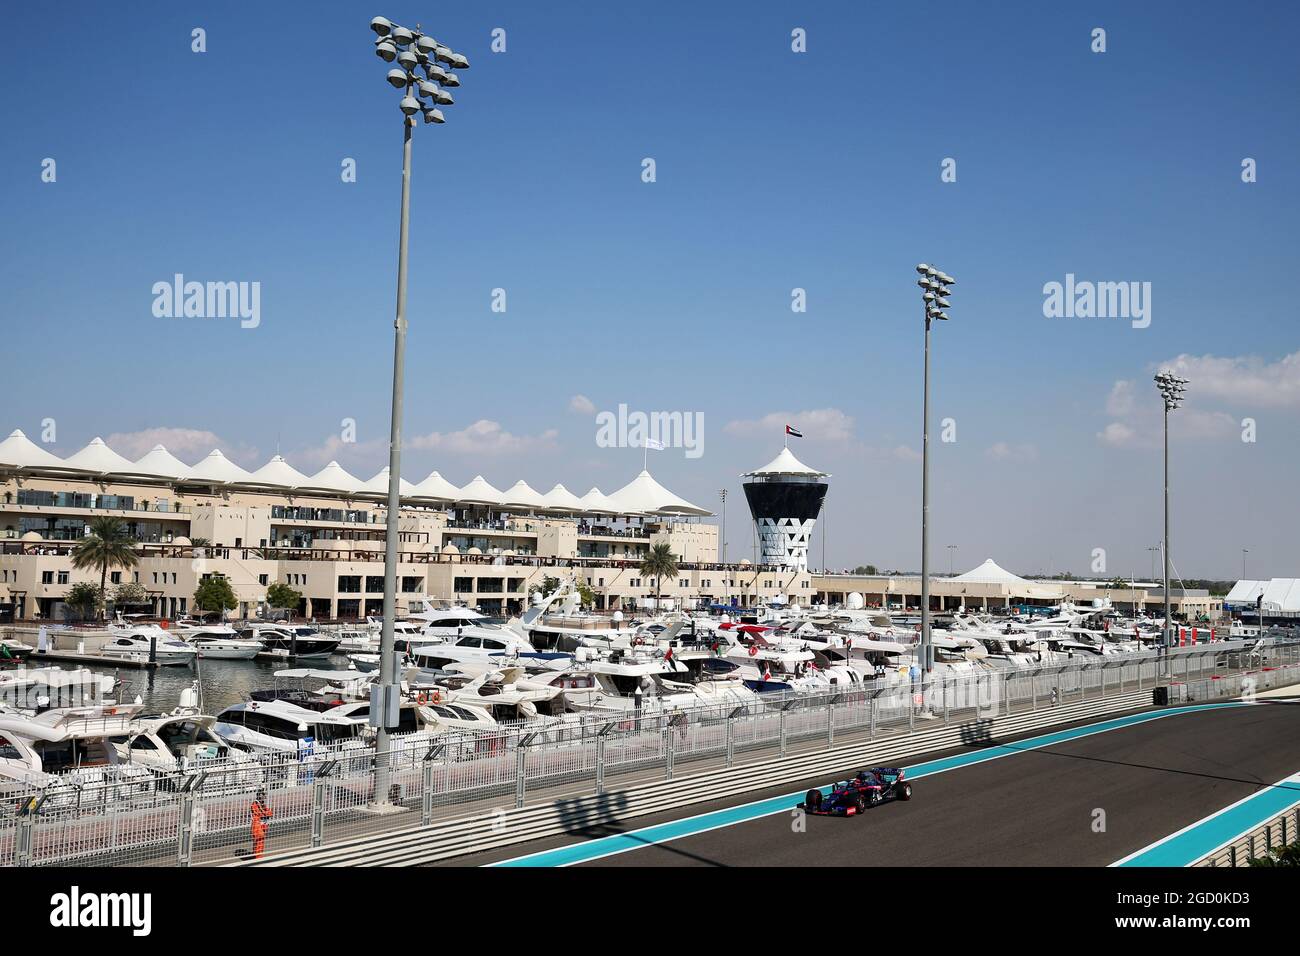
[369,14,468,805]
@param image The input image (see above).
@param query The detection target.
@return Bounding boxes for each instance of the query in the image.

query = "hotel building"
[0,430,811,622]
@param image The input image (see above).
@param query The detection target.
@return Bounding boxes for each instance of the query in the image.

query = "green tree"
[853,565,878,575]
[110,581,148,610]
[1248,839,1300,867]
[528,576,561,599]
[639,542,679,607]
[194,575,237,615]
[576,582,596,608]
[64,581,102,622]
[71,517,139,621]
[265,581,302,610]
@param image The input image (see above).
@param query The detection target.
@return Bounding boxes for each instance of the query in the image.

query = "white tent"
[130,444,191,480]
[244,455,311,490]
[410,470,460,503]
[359,467,415,498]
[457,475,505,507]
[1225,579,1265,607]
[541,483,585,513]
[0,429,66,469]
[950,558,1063,598]
[949,558,1035,586]
[742,446,829,478]
[60,437,139,475]
[578,487,619,515]
[302,461,363,495]
[181,449,253,484]
[605,470,711,516]
[502,480,547,511]
[1261,579,1300,615]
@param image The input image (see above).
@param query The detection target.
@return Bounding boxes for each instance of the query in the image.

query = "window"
[258,574,268,586]
[110,571,121,584]
[41,571,53,584]
[365,576,385,592]
[338,576,361,593]
[401,576,423,593]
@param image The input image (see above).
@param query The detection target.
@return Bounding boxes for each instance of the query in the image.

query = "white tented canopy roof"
[949,558,1063,598]
[1237,579,1300,615]
[130,445,191,480]
[359,467,415,497]
[456,475,504,506]
[410,471,460,502]
[245,455,311,489]
[605,470,711,516]
[0,429,67,469]
[502,480,547,510]
[302,461,363,495]
[61,437,138,475]
[578,487,618,515]
[743,446,829,478]
[1225,580,1265,607]
[950,558,1033,586]
[541,483,585,513]
[182,449,252,484]
[1262,579,1300,614]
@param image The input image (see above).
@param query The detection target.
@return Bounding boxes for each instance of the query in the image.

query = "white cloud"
[1098,351,1290,449]
[1159,351,1300,408]
[724,408,854,441]
[104,427,259,466]
[1105,380,1135,417]
[985,442,1039,462]
[408,419,560,456]
[568,394,596,415]
[1097,422,1137,447]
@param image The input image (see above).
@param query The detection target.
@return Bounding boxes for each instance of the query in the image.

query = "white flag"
[644,438,664,451]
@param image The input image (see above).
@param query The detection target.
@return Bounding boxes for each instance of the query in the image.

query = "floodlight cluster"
[1154,369,1189,411]
[371,15,469,124]
[915,263,955,322]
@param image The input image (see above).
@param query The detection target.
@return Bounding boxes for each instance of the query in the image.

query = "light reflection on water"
[70,655,360,713]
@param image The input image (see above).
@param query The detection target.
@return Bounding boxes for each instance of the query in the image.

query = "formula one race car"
[797,767,913,816]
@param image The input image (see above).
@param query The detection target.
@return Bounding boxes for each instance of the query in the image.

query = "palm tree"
[72,517,139,621]
[639,542,679,609]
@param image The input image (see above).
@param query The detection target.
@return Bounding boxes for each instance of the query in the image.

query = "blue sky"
[2,1,1297,579]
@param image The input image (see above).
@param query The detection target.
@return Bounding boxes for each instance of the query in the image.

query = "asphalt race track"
[461,701,1300,867]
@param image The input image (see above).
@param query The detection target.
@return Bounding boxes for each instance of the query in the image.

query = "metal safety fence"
[1199,805,1300,867]
[1,640,1296,867]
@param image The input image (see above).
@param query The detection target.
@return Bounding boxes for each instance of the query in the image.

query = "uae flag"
[785,424,802,438]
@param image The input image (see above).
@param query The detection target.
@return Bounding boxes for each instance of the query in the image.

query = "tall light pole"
[370,15,468,805]
[1154,369,1187,653]
[946,544,957,576]
[718,488,728,605]
[916,263,954,675]
[1241,548,1248,581]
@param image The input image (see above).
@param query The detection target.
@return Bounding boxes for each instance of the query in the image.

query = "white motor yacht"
[99,623,197,666]
[171,622,262,660]
[0,703,154,795]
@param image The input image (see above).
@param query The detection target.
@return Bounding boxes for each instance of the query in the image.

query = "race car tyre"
[898,783,913,801]
[805,789,822,811]
[853,792,866,814]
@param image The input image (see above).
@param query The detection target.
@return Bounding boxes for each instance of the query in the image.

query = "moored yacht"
[99,623,198,666]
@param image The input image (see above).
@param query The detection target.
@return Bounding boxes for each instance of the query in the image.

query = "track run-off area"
[466,699,1300,867]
